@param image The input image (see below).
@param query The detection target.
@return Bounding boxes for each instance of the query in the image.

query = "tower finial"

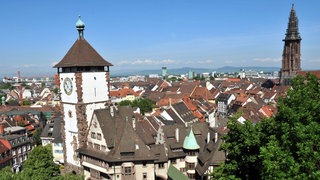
[292,3,294,10]
[76,15,85,39]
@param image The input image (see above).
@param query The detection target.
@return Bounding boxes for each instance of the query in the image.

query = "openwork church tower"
[280,4,302,85]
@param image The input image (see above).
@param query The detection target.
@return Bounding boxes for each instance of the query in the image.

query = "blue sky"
[0,1,320,76]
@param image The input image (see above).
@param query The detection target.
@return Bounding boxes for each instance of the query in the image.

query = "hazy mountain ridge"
[0,66,281,79]
[111,66,280,77]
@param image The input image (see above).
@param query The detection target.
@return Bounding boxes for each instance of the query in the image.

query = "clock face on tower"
[63,77,73,95]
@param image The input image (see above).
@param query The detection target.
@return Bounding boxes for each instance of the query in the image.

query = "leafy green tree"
[0,166,15,180]
[33,128,43,145]
[193,76,205,81]
[212,73,320,179]
[0,82,14,90]
[119,98,155,115]
[17,120,25,127]
[21,145,60,179]
[23,100,31,106]
[53,88,59,94]
[118,100,131,106]
[0,147,83,180]
[56,173,84,180]
[132,98,155,115]
[212,114,262,179]
[167,76,178,82]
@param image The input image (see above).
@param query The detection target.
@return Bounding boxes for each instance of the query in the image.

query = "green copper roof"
[183,126,200,150]
[76,15,85,28]
[167,164,189,180]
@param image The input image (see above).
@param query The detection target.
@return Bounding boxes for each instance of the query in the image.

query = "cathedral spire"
[280,4,302,86]
[284,4,301,41]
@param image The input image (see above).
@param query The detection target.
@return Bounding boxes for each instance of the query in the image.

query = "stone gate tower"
[54,16,113,173]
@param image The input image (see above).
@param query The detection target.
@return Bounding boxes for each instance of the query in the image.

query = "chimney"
[132,118,136,130]
[215,132,218,143]
[110,106,114,117]
[175,128,179,142]
[0,124,4,135]
[207,132,210,144]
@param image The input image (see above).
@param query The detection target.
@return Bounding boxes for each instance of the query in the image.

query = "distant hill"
[111,66,280,77]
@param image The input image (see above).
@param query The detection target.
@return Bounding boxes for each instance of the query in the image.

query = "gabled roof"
[80,106,155,162]
[135,119,157,145]
[172,101,196,123]
[53,39,113,68]
[190,86,214,101]
[216,93,232,102]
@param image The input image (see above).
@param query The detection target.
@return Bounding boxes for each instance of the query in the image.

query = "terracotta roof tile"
[190,87,214,100]
[298,70,320,79]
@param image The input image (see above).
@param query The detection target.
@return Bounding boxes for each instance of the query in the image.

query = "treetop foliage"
[212,73,320,179]
[119,98,155,115]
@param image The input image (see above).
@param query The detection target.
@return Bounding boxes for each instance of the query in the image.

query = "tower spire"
[76,15,85,39]
[284,3,301,41]
[280,4,302,85]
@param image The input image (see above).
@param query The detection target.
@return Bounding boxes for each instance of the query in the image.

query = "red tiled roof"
[193,111,204,120]
[263,91,277,99]
[226,78,241,82]
[183,98,197,111]
[235,96,248,105]
[110,88,139,98]
[298,70,320,79]
[157,98,180,107]
[0,139,11,149]
[0,105,57,113]
[25,124,35,131]
[259,106,274,118]
[190,87,214,100]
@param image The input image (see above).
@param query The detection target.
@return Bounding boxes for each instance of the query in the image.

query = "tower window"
[68,110,72,118]
[143,172,147,179]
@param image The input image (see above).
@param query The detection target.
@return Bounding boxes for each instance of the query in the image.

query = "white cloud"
[199,60,214,64]
[253,57,281,62]
[118,61,130,65]
[224,60,233,64]
[12,64,38,68]
[117,59,180,66]
[51,61,58,67]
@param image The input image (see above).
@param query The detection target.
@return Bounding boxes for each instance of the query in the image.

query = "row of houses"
[48,76,290,179]
[0,104,60,171]
[51,77,284,179]
[110,77,288,125]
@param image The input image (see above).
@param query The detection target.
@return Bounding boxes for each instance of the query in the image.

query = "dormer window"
[97,133,102,140]
[91,132,96,139]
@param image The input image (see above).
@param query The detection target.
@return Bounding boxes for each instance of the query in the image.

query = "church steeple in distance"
[284,4,301,41]
[280,4,302,86]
